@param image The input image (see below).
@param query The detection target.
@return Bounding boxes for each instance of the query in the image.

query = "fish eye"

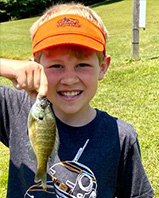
[39,115,44,120]
[40,104,45,109]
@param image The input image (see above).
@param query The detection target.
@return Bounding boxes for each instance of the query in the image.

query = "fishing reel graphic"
[50,161,97,198]
[49,139,97,198]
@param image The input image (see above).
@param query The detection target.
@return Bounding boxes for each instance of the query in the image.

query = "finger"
[26,69,34,89]
[33,67,41,89]
[14,71,27,89]
[27,90,38,100]
[38,68,48,98]
[12,79,20,89]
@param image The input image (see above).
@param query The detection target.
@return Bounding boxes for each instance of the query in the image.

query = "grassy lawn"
[0,0,159,197]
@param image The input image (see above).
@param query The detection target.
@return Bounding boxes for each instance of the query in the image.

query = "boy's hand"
[12,61,48,99]
[0,59,48,99]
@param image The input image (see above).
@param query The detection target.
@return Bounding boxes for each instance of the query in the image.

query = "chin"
[61,108,80,115]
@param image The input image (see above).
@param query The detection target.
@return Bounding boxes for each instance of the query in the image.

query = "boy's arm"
[0,58,48,98]
[116,138,154,198]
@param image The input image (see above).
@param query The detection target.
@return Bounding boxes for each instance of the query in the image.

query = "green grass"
[0,143,9,197]
[0,17,38,60]
[0,0,159,197]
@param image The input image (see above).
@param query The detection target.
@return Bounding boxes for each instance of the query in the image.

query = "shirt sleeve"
[116,138,154,198]
[0,86,33,147]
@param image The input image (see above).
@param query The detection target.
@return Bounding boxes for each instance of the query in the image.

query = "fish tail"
[34,170,47,189]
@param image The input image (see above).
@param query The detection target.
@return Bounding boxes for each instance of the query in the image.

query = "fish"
[27,96,59,188]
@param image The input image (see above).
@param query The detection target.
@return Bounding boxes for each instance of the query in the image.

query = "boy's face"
[40,45,109,119]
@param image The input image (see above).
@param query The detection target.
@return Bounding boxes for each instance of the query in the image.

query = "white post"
[139,0,146,29]
[131,0,140,60]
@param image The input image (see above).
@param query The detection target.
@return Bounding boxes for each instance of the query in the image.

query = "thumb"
[38,68,48,98]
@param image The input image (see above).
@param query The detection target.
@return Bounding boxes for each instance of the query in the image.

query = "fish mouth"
[57,91,83,97]
[40,99,49,109]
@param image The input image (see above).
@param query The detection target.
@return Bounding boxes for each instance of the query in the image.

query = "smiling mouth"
[58,91,82,97]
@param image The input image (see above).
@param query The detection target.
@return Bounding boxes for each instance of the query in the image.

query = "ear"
[98,55,111,80]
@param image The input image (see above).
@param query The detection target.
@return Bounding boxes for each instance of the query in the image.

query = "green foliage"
[0,0,53,21]
[0,0,106,21]
[0,0,10,21]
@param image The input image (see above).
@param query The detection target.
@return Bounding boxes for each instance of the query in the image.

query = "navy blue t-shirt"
[0,86,154,198]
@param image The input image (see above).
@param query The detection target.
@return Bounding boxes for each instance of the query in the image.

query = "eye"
[78,63,90,68]
[48,64,63,68]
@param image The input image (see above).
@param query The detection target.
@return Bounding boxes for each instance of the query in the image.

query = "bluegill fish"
[27,97,59,188]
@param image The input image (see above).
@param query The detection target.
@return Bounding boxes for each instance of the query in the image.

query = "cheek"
[45,73,58,97]
[45,70,57,84]
[81,69,100,87]
[45,74,57,102]
[84,73,99,92]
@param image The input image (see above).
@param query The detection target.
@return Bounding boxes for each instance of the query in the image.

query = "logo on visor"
[57,17,81,28]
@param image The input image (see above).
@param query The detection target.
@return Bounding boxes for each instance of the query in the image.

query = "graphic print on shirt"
[24,139,97,198]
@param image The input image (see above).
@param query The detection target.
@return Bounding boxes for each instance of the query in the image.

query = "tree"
[0,0,105,21]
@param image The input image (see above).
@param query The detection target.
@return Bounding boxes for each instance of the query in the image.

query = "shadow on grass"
[149,56,159,60]
[90,0,123,8]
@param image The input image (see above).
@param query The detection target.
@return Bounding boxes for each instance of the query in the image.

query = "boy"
[0,2,154,198]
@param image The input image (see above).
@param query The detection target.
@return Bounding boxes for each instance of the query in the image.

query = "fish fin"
[34,171,47,189]
[49,149,56,163]
[49,131,59,163]
[27,141,36,161]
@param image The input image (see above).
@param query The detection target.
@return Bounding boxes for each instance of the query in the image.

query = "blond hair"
[30,2,108,64]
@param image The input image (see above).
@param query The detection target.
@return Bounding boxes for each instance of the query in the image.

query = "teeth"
[61,91,80,97]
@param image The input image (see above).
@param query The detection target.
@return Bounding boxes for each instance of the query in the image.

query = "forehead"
[42,45,96,59]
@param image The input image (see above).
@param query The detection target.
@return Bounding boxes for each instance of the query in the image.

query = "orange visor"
[32,14,106,56]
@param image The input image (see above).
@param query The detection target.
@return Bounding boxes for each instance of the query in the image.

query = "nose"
[60,68,79,85]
